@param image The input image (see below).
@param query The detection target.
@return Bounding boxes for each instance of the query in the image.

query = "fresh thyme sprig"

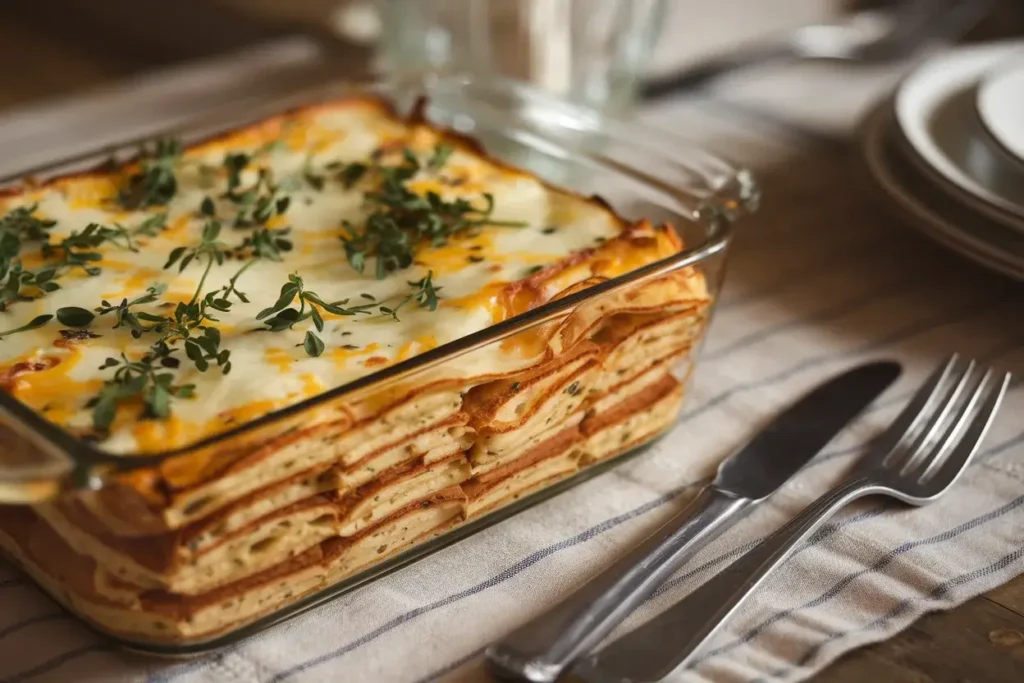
[85,199,295,427]
[119,139,182,209]
[217,153,292,229]
[379,271,442,321]
[0,204,58,310]
[256,270,442,356]
[0,314,53,339]
[0,203,57,242]
[220,226,293,304]
[160,218,233,371]
[341,143,525,279]
[42,223,128,277]
[0,207,167,311]
[257,273,377,357]
[96,284,168,338]
[117,212,170,243]
[90,349,196,430]
[301,153,326,191]
[426,143,454,171]
[0,305,97,340]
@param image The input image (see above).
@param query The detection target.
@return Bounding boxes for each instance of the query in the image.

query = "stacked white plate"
[859,40,1024,280]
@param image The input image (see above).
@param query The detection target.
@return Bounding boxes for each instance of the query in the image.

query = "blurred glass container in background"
[375,0,666,115]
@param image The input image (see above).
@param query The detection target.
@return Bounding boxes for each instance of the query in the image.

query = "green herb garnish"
[119,139,182,209]
[0,305,94,339]
[56,306,95,328]
[302,153,325,191]
[379,271,442,321]
[0,203,57,242]
[218,154,291,229]
[257,273,376,356]
[338,162,368,189]
[127,212,170,239]
[341,144,524,279]
[0,204,58,310]
[219,226,293,305]
[427,142,454,171]
[96,284,168,338]
[0,313,53,339]
[90,349,196,430]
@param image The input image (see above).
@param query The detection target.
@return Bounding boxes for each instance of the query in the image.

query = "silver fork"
[572,354,1011,683]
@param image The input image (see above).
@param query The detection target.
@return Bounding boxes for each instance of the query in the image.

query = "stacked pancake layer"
[0,98,712,645]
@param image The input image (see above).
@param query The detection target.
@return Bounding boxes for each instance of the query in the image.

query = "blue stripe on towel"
[749,545,1024,683]
[690,492,1024,669]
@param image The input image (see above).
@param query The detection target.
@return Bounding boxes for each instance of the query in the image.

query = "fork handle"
[572,477,879,683]
[486,485,752,683]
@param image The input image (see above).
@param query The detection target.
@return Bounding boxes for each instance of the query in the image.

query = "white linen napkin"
[1,48,1023,683]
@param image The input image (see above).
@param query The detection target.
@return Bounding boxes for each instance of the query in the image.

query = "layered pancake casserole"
[0,97,711,644]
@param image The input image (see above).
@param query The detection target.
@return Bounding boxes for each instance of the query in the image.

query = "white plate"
[859,98,1024,281]
[894,41,1024,230]
[977,56,1024,167]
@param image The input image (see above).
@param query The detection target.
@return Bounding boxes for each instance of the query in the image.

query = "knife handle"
[485,486,752,683]
[573,478,873,683]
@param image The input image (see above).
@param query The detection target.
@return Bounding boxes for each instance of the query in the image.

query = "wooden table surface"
[0,2,1022,681]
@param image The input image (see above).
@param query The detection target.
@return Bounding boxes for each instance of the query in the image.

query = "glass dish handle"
[0,407,74,503]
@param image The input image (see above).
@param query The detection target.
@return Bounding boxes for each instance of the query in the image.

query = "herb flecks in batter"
[341,143,525,279]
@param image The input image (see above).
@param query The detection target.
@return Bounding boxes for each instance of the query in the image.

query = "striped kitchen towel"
[2,49,1024,683]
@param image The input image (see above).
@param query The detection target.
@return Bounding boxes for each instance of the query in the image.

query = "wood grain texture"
[818,578,1024,682]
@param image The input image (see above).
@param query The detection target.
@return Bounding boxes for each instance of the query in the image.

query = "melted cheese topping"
[0,99,683,454]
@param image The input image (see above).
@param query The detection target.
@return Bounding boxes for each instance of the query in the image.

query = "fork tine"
[921,370,1011,491]
[916,367,989,482]
[898,360,976,475]
[877,354,960,466]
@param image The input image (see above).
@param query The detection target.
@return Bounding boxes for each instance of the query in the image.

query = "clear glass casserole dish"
[0,73,757,653]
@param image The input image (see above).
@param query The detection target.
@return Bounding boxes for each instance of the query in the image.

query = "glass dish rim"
[0,72,753,476]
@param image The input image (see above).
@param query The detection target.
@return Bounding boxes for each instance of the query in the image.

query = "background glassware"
[375,0,666,115]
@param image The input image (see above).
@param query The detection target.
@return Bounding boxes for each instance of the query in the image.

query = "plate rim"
[976,56,1024,174]
[893,40,1024,227]
[858,95,1024,281]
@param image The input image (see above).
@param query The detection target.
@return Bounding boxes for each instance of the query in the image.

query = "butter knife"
[485,360,901,683]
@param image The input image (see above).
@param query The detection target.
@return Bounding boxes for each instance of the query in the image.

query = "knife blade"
[485,360,901,683]
[714,360,902,500]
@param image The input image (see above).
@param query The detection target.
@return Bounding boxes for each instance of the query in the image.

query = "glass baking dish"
[0,72,758,653]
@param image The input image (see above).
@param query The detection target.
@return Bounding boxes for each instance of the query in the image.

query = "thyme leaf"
[341,143,525,279]
[119,139,182,209]
[379,271,442,322]
[56,306,95,328]
[96,284,167,338]
[219,154,292,229]
[90,349,196,430]
[0,313,53,339]
[0,204,58,310]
